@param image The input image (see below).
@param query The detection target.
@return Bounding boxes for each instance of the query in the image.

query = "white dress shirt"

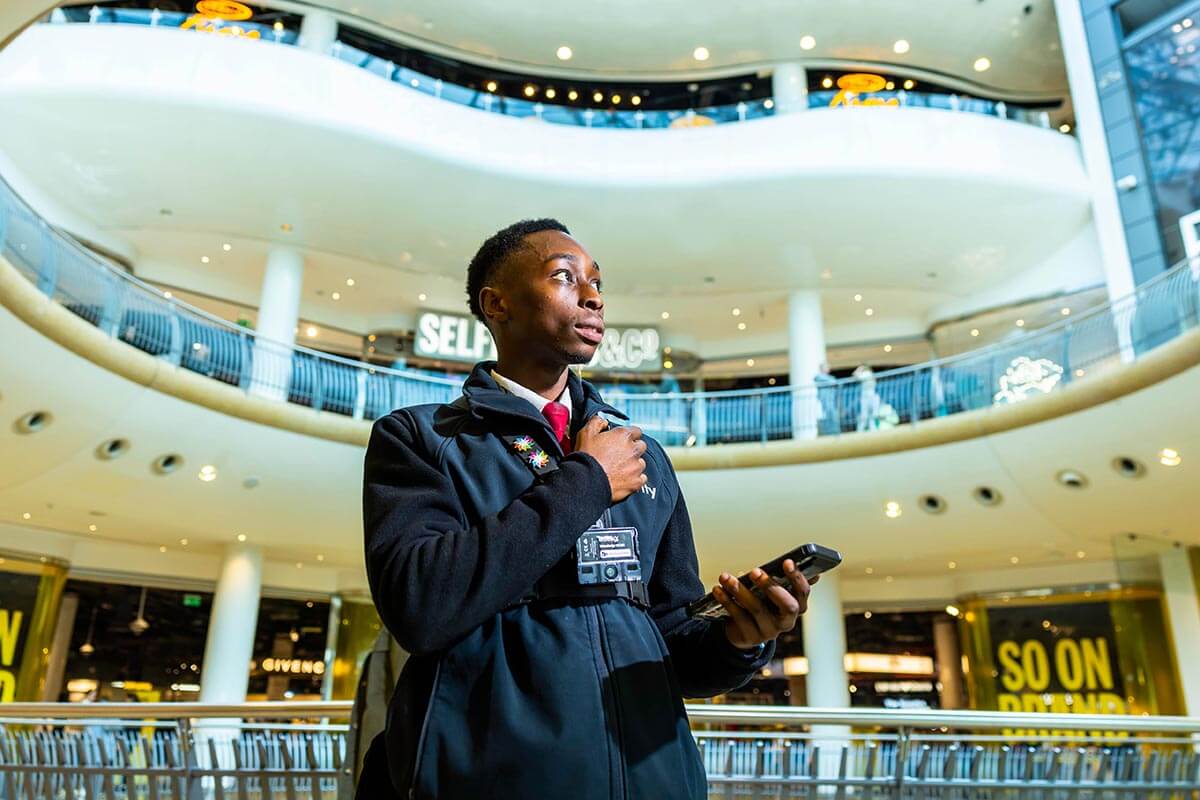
[491,370,572,425]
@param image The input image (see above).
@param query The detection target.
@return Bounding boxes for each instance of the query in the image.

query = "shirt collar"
[490,369,572,424]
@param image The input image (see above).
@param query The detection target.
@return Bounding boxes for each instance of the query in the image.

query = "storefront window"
[1125,10,1200,265]
[248,597,331,701]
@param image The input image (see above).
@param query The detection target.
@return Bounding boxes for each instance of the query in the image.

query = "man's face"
[482,229,605,365]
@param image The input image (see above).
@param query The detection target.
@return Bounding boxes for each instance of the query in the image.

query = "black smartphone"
[686,543,842,620]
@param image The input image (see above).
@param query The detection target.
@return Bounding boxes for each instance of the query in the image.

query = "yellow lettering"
[0,610,23,666]
[998,640,1024,691]
[1081,638,1113,690]
[1021,692,1049,713]
[1022,640,1050,691]
[1055,639,1084,690]
[0,670,14,703]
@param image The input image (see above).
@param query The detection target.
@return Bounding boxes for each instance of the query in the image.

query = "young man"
[361,219,818,799]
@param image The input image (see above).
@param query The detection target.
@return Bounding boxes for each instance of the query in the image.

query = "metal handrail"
[3,702,1200,733]
[3,159,1199,442]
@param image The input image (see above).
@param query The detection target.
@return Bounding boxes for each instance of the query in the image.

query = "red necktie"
[542,402,572,454]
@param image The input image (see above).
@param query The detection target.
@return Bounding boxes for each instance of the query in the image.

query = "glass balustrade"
[3,175,1199,446]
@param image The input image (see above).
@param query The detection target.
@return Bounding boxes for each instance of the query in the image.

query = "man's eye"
[592,280,604,292]
[552,271,571,283]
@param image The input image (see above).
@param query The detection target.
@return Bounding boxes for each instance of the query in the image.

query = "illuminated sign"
[0,573,39,703]
[829,74,900,108]
[993,356,1063,404]
[781,653,935,677]
[989,602,1128,737]
[181,1,261,39]
[258,657,326,675]
[414,311,662,372]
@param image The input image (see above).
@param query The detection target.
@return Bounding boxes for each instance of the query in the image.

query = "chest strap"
[506,572,650,611]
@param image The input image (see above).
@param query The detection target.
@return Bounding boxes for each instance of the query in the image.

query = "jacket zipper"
[591,604,628,799]
[407,659,443,800]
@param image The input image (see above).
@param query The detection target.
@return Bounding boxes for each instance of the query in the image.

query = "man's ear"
[479,286,508,325]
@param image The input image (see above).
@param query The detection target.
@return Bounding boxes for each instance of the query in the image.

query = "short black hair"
[466,218,570,323]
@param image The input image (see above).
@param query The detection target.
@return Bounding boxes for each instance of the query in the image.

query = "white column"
[41,591,78,701]
[199,544,263,704]
[298,9,337,54]
[1053,0,1136,359]
[932,616,964,709]
[802,569,849,777]
[1159,547,1200,715]
[788,290,826,439]
[772,63,808,114]
[250,247,304,402]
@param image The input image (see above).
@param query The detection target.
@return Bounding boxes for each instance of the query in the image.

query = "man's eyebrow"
[543,252,579,264]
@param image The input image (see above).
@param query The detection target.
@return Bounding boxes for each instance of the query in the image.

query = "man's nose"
[581,285,604,311]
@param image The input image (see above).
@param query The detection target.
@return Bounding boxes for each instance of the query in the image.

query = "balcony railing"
[1,702,1199,798]
[50,6,1058,131]
[2,175,1199,446]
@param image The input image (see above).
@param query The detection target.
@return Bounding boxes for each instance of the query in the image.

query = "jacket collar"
[460,361,628,434]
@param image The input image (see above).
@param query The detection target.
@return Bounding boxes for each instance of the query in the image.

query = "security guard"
[361,219,818,799]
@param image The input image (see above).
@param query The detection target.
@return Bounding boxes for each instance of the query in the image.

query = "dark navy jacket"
[361,362,773,799]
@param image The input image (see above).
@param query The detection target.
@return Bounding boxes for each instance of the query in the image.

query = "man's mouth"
[574,321,605,345]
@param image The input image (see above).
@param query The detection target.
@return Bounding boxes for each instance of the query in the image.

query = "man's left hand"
[711,559,820,650]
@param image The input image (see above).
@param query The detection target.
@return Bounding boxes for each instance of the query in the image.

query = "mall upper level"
[0,0,1100,373]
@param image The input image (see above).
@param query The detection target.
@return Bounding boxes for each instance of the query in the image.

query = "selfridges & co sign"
[414,311,661,372]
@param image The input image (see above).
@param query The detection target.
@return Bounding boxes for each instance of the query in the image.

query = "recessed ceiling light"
[731,307,741,316]
[948,561,957,569]
[523,84,537,97]
[316,554,325,561]
[884,501,902,518]
[346,278,355,287]
[295,562,304,569]
[568,90,579,101]
[853,294,863,302]
[486,80,498,93]
[663,359,674,369]
[592,90,604,103]
[946,605,960,617]
[200,256,210,264]
[631,95,642,106]
[180,538,188,546]
[545,88,557,99]
[693,46,710,61]
[661,311,670,320]
[737,322,747,330]
[903,79,915,90]
[746,358,755,367]
[821,76,834,89]
[159,546,167,553]
[1061,307,1071,316]
[236,533,247,542]
[22,512,31,520]
[1016,319,1025,327]
[974,57,992,72]
[865,567,874,574]
[865,308,874,316]
[800,35,816,50]
[418,293,427,302]
[305,326,319,338]
[1009,555,1019,564]
[1076,550,1086,559]
[88,524,97,532]
[1075,368,1085,377]
[198,465,217,482]
[763,98,773,109]
[1160,448,1182,466]
[163,291,172,298]
[970,329,980,337]
[884,344,893,353]
[1059,123,1071,133]
[556,45,573,60]
[410,78,420,88]
[222,243,232,251]
[331,292,341,301]
[893,39,910,54]
[885,81,895,90]
[664,346,672,354]
[611,94,621,104]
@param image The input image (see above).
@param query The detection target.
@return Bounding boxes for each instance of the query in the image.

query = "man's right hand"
[575,417,647,502]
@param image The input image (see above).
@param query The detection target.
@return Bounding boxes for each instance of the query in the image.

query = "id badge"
[576,516,642,585]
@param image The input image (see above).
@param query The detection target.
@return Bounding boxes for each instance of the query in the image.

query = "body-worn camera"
[576,528,642,585]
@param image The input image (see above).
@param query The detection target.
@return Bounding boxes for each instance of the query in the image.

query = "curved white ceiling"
[0,24,1095,353]
[314,0,1068,99]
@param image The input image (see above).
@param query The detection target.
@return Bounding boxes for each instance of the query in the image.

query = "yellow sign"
[259,657,326,675]
[996,636,1127,737]
[830,74,900,109]
[181,1,261,39]
[0,609,23,702]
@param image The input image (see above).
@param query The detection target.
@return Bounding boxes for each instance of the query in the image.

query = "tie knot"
[541,401,570,444]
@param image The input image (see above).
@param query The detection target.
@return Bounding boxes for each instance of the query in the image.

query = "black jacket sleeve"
[646,458,774,698]
[363,411,613,655]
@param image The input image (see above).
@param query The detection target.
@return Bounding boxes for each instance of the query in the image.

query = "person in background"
[853,364,880,432]
[814,362,840,435]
